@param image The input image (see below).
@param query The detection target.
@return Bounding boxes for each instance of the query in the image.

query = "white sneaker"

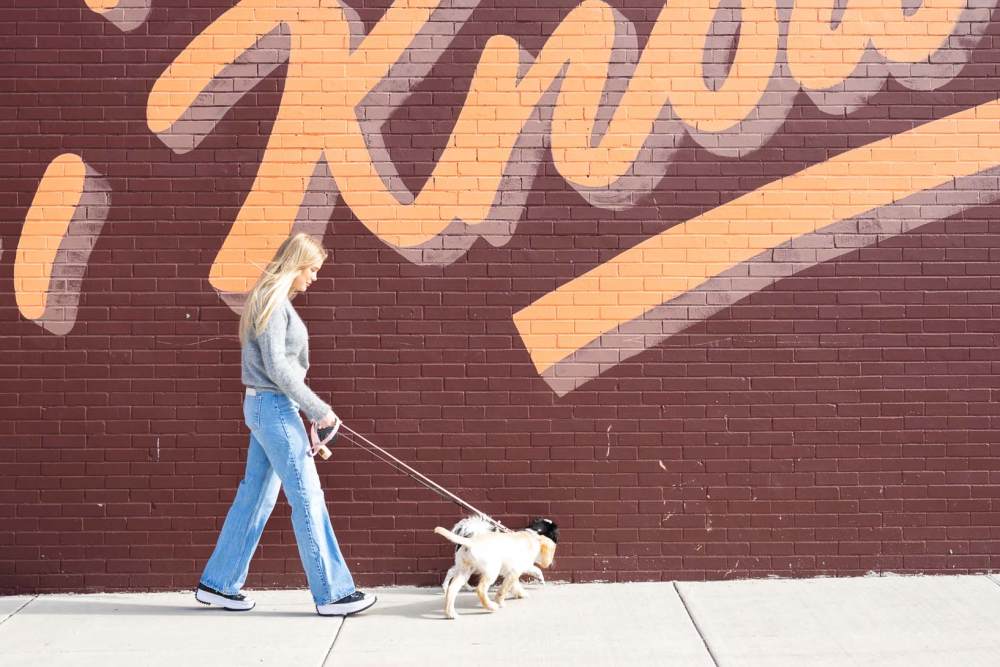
[316,591,377,616]
[195,583,256,611]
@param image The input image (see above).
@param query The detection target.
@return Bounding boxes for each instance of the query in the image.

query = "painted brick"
[5,0,1000,594]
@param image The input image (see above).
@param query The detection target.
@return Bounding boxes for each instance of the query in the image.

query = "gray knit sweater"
[241,297,331,422]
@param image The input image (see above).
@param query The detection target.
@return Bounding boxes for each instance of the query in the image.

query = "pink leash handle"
[309,415,342,460]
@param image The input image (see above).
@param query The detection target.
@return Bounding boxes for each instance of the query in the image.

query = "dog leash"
[336,424,511,533]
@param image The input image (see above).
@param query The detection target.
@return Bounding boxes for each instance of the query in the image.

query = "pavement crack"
[674,582,720,667]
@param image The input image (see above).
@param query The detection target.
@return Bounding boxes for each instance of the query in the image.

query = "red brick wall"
[4,0,1000,594]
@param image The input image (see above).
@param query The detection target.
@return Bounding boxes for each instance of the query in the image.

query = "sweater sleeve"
[257,304,333,422]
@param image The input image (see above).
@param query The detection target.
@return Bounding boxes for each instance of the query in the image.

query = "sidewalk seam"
[319,618,345,666]
[0,596,37,628]
[673,582,720,667]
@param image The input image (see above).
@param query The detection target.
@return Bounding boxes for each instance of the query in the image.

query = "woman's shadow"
[20,589,501,620]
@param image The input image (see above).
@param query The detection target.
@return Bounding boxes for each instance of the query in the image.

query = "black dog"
[527,517,559,545]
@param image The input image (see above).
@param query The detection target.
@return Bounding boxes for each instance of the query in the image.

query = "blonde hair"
[239,233,328,345]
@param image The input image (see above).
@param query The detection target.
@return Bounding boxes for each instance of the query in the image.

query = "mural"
[21,0,1000,388]
[6,0,1000,592]
[17,153,109,335]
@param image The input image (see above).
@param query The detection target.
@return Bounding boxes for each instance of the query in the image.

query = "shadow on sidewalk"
[351,588,533,621]
[8,587,538,621]
[11,596,321,618]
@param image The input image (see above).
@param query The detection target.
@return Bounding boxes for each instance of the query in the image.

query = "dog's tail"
[434,526,473,547]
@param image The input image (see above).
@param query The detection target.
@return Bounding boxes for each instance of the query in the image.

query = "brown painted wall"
[4,0,1000,594]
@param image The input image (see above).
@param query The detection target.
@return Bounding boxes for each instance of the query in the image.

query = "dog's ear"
[536,536,557,568]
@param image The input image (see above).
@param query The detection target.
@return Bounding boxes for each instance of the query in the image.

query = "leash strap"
[338,424,510,533]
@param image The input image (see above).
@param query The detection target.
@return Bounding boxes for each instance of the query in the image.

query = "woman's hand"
[315,410,340,429]
[310,410,341,456]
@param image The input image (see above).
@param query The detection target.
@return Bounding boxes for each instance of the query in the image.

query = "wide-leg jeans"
[200,389,356,605]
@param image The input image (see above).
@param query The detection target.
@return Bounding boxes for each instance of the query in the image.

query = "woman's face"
[292,260,323,294]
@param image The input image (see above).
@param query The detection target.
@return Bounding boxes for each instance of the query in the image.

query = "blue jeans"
[200,390,356,605]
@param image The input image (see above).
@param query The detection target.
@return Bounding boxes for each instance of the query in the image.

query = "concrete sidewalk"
[3,574,1000,666]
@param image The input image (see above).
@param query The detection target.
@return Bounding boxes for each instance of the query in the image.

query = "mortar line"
[674,582,721,667]
[0,596,38,628]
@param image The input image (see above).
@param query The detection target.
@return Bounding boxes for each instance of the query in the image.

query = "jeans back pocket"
[243,394,261,429]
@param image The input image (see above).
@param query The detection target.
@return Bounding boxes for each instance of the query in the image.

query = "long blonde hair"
[238,233,328,344]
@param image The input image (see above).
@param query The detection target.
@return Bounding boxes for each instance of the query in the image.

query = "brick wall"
[4,0,1000,594]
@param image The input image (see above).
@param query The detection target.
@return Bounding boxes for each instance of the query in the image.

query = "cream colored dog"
[434,525,556,619]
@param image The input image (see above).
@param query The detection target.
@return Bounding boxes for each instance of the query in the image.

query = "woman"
[194,233,376,616]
